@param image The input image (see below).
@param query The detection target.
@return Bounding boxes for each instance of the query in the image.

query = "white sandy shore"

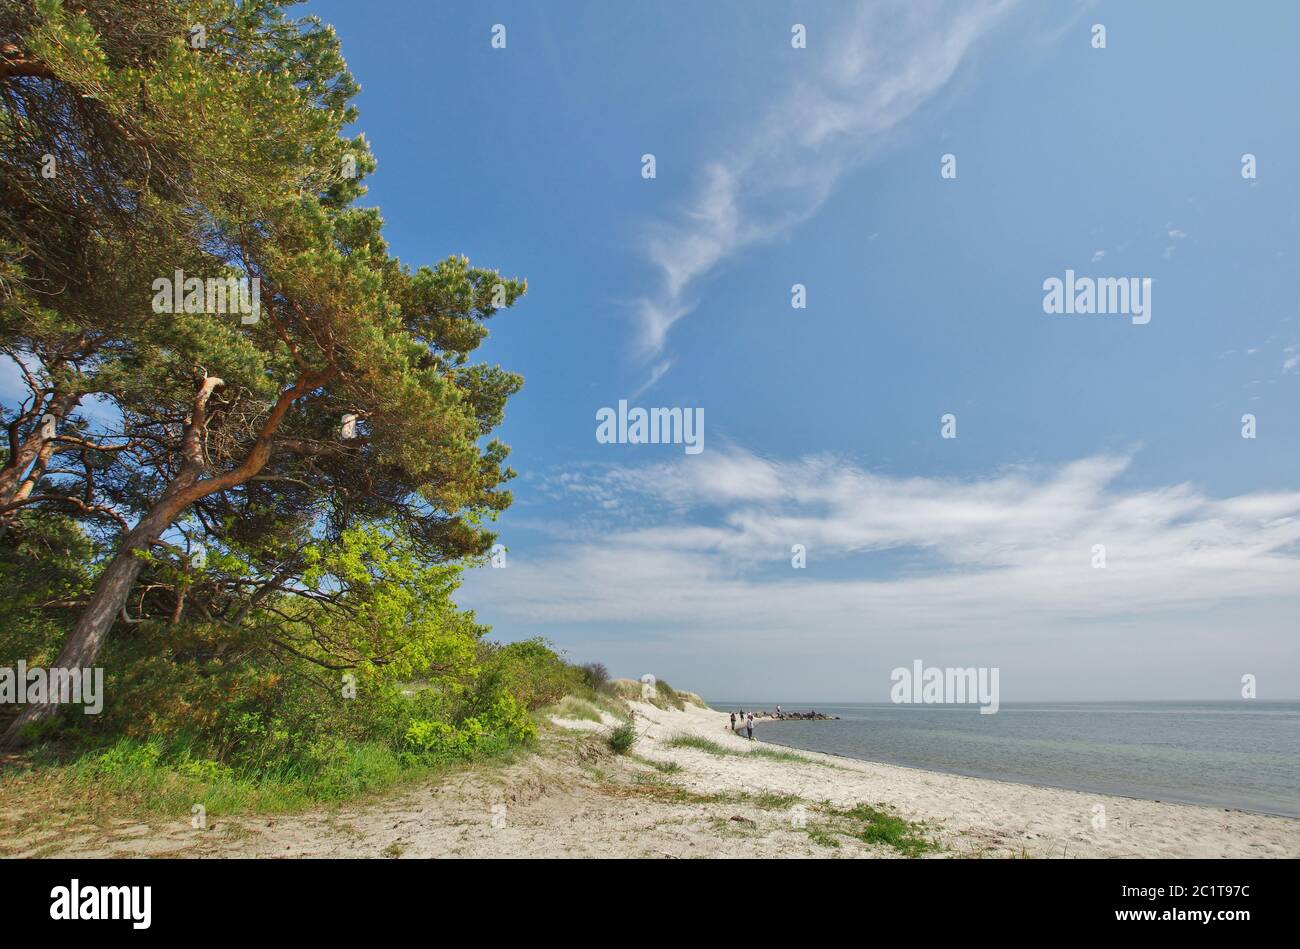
[6,699,1296,858]
[617,700,1300,858]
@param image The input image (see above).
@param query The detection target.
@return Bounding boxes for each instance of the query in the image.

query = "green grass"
[655,680,685,710]
[750,747,818,764]
[547,696,603,722]
[0,733,525,833]
[607,723,637,754]
[602,779,800,810]
[537,691,634,737]
[820,802,940,857]
[664,734,832,766]
[664,735,731,755]
[605,678,691,711]
[631,755,682,774]
[604,747,930,855]
[805,824,842,849]
[745,790,802,808]
[563,687,632,722]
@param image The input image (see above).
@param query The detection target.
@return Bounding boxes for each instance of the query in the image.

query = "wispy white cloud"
[629,358,674,400]
[464,447,1300,697]
[478,447,1300,635]
[631,0,1019,363]
[1161,224,1187,260]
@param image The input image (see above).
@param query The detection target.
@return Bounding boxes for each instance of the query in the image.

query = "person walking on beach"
[745,711,754,740]
[729,711,736,732]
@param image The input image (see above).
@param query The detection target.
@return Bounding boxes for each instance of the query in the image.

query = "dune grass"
[664,733,831,766]
[631,755,682,774]
[805,825,842,849]
[546,696,603,722]
[606,678,702,711]
[844,803,939,856]
[607,723,637,754]
[602,776,799,810]
[560,687,632,720]
[807,801,941,857]
[660,734,935,854]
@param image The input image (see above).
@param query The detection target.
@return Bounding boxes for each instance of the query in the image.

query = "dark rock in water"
[752,710,838,721]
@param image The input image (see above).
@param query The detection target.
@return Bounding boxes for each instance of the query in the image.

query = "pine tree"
[1,1,526,744]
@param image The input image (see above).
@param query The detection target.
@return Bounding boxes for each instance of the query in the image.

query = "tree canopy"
[0,0,528,746]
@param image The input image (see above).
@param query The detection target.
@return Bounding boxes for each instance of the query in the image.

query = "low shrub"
[607,723,636,754]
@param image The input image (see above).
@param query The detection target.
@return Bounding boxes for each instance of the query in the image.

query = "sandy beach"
[6,697,1297,859]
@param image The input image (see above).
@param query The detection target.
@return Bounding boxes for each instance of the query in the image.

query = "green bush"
[90,737,163,776]
[402,690,536,764]
[14,621,563,795]
[469,638,579,713]
[608,723,636,754]
[2,557,598,812]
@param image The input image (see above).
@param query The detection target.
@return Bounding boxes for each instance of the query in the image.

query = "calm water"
[712,701,1300,817]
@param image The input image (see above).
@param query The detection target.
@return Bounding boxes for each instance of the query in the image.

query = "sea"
[710,701,1300,818]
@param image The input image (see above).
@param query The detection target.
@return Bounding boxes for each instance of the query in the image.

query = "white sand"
[619,700,1299,858]
[8,699,1296,858]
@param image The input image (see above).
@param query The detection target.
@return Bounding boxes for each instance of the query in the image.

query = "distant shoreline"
[753,725,1300,821]
[715,699,1300,820]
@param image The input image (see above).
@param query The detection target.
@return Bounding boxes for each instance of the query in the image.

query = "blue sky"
[269,2,1298,698]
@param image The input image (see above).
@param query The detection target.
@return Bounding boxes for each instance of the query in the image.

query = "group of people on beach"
[729,710,756,740]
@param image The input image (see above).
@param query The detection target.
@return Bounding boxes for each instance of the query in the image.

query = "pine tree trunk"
[0,391,79,507]
[11,438,57,504]
[0,378,222,748]
[0,469,194,746]
[0,372,325,748]
[0,438,56,541]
